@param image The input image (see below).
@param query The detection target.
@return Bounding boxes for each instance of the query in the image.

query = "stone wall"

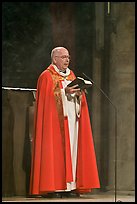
[2,2,135,196]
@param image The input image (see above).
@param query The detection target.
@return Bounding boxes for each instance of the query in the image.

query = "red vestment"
[29,64,100,195]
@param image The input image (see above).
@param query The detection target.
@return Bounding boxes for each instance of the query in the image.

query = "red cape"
[29,65,100,195]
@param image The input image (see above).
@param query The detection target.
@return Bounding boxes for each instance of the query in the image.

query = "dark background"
[2,2,95,88]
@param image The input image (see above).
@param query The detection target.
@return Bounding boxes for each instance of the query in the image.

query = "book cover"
[67,77,92,90]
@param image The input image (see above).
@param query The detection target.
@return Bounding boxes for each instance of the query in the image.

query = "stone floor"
[2,191,135,202]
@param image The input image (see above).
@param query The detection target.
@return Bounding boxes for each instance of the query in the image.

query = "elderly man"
[29,47,100,198]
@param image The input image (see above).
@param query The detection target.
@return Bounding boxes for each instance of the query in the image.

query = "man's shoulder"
[70,69,75,77]
[39,65,53,78]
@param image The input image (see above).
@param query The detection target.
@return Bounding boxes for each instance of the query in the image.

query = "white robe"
[53,65,81,191]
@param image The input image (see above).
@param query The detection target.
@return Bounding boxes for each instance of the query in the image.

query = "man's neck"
[52,64,66,73]
[59,69,66,73]
[52,64,70,77]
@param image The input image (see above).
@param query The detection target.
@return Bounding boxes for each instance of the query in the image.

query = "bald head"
[50,46,70,71]
[51,47,68,61]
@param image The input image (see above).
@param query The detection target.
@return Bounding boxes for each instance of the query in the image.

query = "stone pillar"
[9,91,34,195]
[108,2,135,191]
[91,2,105,192]
[2,90,15,196]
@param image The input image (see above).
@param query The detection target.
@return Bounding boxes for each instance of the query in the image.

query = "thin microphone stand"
[82,72,118,202]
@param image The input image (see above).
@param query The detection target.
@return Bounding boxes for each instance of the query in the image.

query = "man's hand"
[65,85,81,95]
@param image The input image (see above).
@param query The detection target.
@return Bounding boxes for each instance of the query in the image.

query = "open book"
[67,77,92,90]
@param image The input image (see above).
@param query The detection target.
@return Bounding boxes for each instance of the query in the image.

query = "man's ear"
[52,57,57,64]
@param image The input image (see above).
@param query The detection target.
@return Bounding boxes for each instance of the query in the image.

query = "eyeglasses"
[55,55,71,60]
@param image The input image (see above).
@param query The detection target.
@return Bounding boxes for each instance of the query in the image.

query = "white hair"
[51,47,67,61]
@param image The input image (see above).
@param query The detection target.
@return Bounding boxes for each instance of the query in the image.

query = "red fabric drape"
[29,65,100,195]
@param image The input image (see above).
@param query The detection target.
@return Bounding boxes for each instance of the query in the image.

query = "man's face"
[53,48,70,71]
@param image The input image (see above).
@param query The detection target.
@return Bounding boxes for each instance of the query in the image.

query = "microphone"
[82,72,116,109]
[82,72,118,202]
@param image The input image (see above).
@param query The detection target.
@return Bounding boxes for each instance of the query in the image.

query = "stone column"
[108,2,135,191]
[9,91,34,195]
